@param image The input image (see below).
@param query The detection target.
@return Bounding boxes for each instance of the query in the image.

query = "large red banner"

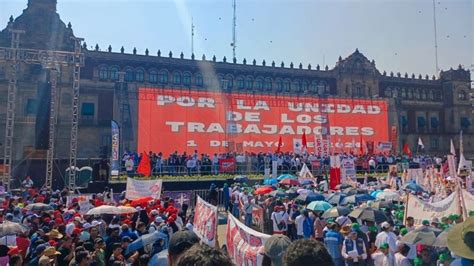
[138,88,389,155]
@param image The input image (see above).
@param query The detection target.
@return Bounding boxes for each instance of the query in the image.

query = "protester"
[283,239,334,266]
[177,244,233,266]
[262,234,291,266]
[341,230,367,266]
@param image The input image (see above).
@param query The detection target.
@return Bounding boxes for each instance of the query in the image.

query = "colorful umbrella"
[403,182,425,193]
[279,179,300,186]
[126,231,168,255]
[340,194,375,205]
[326,193,347,205]
[24,203,53,212]
[277,174,297,181]
[263,178,278,185]
[117,206,138,214]
[233,175,249,183]
[254,186,274,195]
[370,190,383,197]
[86,205,121,215]
[369,200,395,209]
[268,190,286,198]
[296,192,325,204]
[432,230,448,247]
[336,184,353,190]
[322,206,351,219]
[349,207,387,223]
[0,222,29,237]
[306,201,332,212]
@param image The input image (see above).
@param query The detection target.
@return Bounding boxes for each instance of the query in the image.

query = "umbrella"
[349,207,387,223]
[301,180,314,186]
[277,174,297,181]
[400,230,436,246]
[343,187,358,195]
[336,184,353,190]
[307,201,332,212]
[0,222,29,237]
[268,190,286,198]
[296,192,325,204]
[376,191,401,201]
[322,206,351,219]
[370,200,394,209]
[130,197,154,207]
[432,230,448,247]
[117,206,138,214]
[403,182,424,193]
[263,178,278,185]
[370,190,383,197]
[126,231,168,255]
[375,184,391,190]
[86,205,121,215]
[233,175,249,183]
[297,188,310,194]
[326,193,347,205]
[340,194,375,205]
[254,186,274,195]
[285,188,298,199]
[279,179,300,186]
[24,203,53,212]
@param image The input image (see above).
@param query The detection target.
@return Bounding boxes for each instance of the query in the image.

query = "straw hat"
[45,229,63,239]
[340,225,351,235]
[447,217,474,260]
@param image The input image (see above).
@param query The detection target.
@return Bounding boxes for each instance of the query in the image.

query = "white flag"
[457,153,468,175]
[418,137,424,149]
[298,163,314,183]
[293,139,302,154]
[450,139,456,155]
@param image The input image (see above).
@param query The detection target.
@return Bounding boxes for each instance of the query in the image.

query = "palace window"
[417,116,426,132]
[173,72,182,84]
[430,138,439,150]
[276,79,283,91]
[385,88,392,97]
[283,79,291,92]
[183,72,191,86]
[109,67,119,81]
[99,66,108,80]
[302,81,308,92]
[407,88,413,99]
[25,98,37,115]
[195,73,203,86]
[81,102,95,120]
[458,90,467,100]
[430,117,439,133]
[311,81,318,93]
[237,77,244,89]
[264,78,272,90]
[135,69,144,82]
[158,70,168,84]
[256,78,264,90]
[149,71,158,83]
[245,78,253,90]
[124,68,134,82]
[461,117,471,129]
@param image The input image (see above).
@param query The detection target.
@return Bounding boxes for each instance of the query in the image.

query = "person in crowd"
[176,244,233,266]
[375,222,398,255]
[262,234,291,266]
[313,211,327,241]
[324,222,344,266]
[341,230,367,266]
[371,243,395,266]
[283,239,334,266]
[271,205,288,235]
[243,196,255,227]
[394,243,411,266]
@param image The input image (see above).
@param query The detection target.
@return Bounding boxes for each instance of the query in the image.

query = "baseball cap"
[263,235,291,266]
[422,220,430,226]
[379,243,389,250]
[400,228,408,236]
[35,244,48,255]
[121,236,132,243]
[381,222,391,230]
[155,216,164,224]
[168,230,200,256]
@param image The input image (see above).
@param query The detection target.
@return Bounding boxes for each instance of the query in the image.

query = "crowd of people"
[121,149,449,176]
[0,162,473,266]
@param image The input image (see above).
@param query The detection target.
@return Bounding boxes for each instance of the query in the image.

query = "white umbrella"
[86,205,121,215]
[376,191,401,201]
[117,206,138,214]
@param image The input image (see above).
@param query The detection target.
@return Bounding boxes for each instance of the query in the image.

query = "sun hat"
[340,225,351,235]
[43,246,61,256]
[447,216,474,260]
[46,229,63,239]
[263,235,291,266]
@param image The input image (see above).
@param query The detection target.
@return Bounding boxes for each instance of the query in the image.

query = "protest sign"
[298,163,314,184]
[227,213,271,266]
[461,189,474,215]
[66,195,94,215]
[252,206,264,232]
[125,178,162,200]
[219,158,236,173]
[162,191,192,209]
[341,158,356,182]
[405,191,461,225]
[193,196,218,247]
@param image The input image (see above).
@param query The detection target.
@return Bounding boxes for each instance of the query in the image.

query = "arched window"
[135,68,144,82]
[429,90,434,101]
[421,90,427,100]
[458,90,467,100]
[173,72,182,84]
[195,73,203,86]
[264,78,272,90]
[256,78,264,89]
[225,75,234,89]
[276,79,283,91]
[407,88,413,99]
[311,81,318,92]
[385,87,392,98]
[283,79,291,92]
[401,88,407,98]
[414,90,420,100]
[183,72,192,86]
[302,81,308,92]
[124,67,134,82]
[354,87,364,97]
[237,77,244,89]
[245,77,253,90]
[149,70,158,83]
[109,66,119,81]
[99,66,108,80]
[158,70,168,84]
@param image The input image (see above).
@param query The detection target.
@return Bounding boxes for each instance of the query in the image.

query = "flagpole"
[403,193,409,225]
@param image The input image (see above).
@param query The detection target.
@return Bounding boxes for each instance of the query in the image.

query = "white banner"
[298,163,314,184]
[226,213,271,266]
[66,195,94,215]
[461,189,474,214]
[406,168,423,184]
[293,139,302,154]
[314,134,330,158]
[341,158,356,182]
[193,196,218,247]
[406,191,461,225]
[447,155,457,178]
[125,178,162,200]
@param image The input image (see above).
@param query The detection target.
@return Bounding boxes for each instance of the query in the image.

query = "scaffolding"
[0,31,84,191]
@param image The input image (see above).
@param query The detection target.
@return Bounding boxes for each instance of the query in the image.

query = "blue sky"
[1,0,472,77]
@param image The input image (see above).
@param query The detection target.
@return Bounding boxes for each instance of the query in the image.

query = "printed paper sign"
[406,191,460,225]
[227,213,271,266]
[125,178,162,200]
[193,196,218,247]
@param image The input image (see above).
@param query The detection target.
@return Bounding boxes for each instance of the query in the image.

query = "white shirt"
[232,191,240,204]
[396,240,416,260]
[65,222,76,236]
[375,231,398,254]
[371,252,395,266]
[295,214,305,236]
[125,159,134,171]
[394,253,411,266]
[271,211,288,232]
[342,238,367,262]
[243,202,253,215]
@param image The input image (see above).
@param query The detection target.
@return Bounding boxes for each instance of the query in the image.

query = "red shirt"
[15,236,30,259]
